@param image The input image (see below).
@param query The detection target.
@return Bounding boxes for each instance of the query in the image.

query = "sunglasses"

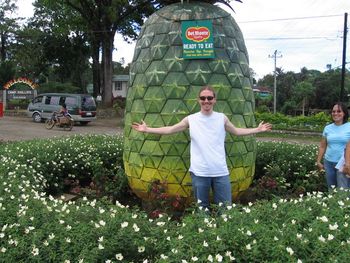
[199,96,214,101]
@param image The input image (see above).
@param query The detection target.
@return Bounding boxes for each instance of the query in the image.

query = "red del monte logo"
[186,26,210,42]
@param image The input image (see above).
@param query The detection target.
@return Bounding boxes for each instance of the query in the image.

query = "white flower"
[178,235,183,240]
[115,253,123,261]
[272,203,278,209]
[133,223,140,232]
[98,244,104,250]
[138,246,145,253]
[246,230,252,236]
[65,237,71,243]
[1,247,6,253]
[157,222,166,227]
[121,222,128,228]
[31,246,39,256]
[318,235,326,242]
[246,244,251,250]
[329,223,338,230]
[286,247,294,256]
[99,220,106,227]
[98,236,104,242]
[215,254,223,262]
[198,228,204,233]
[319,216,328,222]
[49,233,55,239]
[208,255,213,262]
[328,234,334,241]
[171,248,178,254]
[203,241,208,247]
[160,254,168,259]
[191,256,198,261]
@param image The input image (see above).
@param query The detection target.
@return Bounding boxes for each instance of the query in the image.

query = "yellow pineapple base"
[124,160,254,202]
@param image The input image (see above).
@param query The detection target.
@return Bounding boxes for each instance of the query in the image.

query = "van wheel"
[80,121,90,126]
[32,113,42,123]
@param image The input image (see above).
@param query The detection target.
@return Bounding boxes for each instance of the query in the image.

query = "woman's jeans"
[191,172,232,209]
[324,159,350,189]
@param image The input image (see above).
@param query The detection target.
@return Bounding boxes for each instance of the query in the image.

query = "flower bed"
[1,135,350,262]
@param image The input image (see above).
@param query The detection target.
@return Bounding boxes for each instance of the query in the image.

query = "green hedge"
[1,135,349,262]
[255,112,331,132]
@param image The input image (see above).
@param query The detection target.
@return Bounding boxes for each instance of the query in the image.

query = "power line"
[238,14,343,24]
[245,36,340,41]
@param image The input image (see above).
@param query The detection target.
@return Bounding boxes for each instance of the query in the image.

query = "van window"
[50,96,60,105]
[33,96,43,104]
[65,97,77,107]
[81,96,96,110]
[45,96,51,105]
[44,96,60,105]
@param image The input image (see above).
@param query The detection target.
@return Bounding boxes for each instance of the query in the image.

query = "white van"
[27,93,97,125]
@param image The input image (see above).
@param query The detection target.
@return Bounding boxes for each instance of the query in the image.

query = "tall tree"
[292,81,315,116]
[0,0,19,62]
[62,0,159,106]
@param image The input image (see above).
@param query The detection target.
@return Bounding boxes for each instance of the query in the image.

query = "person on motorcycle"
[57,103,68,124]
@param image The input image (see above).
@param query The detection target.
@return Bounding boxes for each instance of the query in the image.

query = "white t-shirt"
[187,111,229,177]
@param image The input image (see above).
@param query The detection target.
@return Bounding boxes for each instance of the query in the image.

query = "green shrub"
[255,112,331,132]
[253,141,327,200]
[1,136,349,262]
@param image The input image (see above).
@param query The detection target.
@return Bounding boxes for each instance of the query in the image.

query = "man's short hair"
[199,85,216,98]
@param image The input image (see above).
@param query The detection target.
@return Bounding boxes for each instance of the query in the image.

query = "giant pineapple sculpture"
[123,1,256,202]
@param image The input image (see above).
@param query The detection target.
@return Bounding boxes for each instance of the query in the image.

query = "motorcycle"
[45,112,74,131]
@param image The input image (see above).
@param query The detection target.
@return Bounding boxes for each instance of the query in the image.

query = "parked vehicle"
[27,93,97,125]
[45,112,74,131]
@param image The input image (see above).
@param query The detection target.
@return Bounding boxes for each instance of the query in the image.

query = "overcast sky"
[17,0,350,79]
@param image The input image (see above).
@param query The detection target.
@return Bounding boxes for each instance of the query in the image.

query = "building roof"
[112,75,129,82]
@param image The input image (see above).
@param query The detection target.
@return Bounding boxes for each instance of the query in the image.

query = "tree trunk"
[302,97,305,116]
[101,32,114,107]
[1,33,6,62]
[91,37,101,99]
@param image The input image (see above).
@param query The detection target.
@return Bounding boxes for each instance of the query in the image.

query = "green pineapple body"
[123,2,256,201]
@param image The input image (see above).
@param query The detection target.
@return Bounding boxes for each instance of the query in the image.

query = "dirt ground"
[0,115,123,142]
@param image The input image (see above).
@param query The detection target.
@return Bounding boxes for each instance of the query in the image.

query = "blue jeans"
[336,171,350,189]
[191,172,232,209]
[323,159,338,189]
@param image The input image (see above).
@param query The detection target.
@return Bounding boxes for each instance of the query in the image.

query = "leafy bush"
[252,141,327,200]
[255,111,331,132]
[1,136,349,262]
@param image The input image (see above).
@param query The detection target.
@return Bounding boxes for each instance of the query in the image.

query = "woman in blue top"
[316,102,350,189]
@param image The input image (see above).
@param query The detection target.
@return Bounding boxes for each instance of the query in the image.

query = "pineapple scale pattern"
[123,2,257,201]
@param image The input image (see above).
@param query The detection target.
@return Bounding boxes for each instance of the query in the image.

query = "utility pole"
[340,12,348,102]
[269,50,282,114]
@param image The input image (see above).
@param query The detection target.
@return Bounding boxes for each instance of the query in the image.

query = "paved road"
[0,115,318,144]
[0,115,123,142]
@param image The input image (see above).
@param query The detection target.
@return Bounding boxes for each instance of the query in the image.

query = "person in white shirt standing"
[132,85,272,210]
